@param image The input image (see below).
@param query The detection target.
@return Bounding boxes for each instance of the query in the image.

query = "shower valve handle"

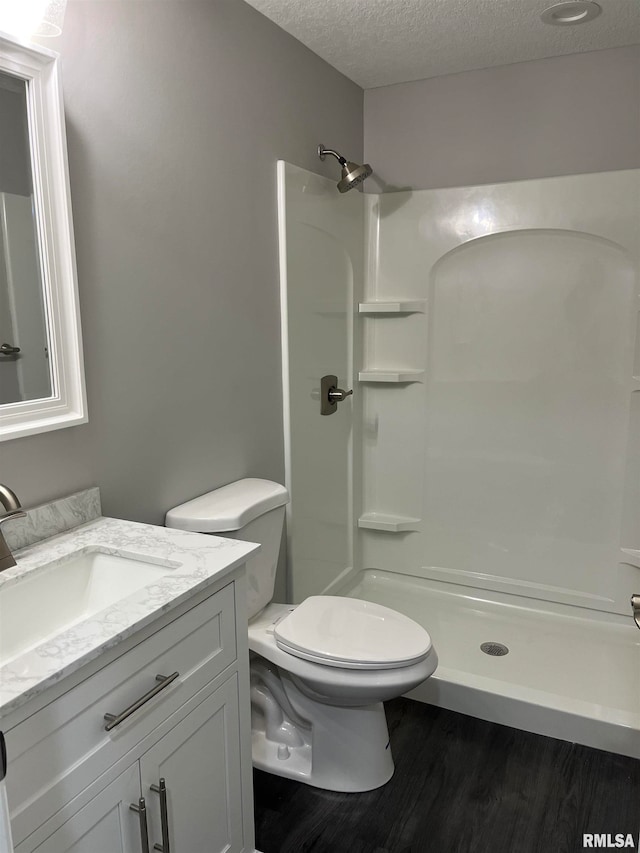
[328,387,353,403]
[321,374,353,415]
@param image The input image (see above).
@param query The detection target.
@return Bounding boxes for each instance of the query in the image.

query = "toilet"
[166,478,438,792]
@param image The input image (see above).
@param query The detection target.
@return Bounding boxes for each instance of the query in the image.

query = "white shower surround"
[359,169,640,617]
[278,163,640,758]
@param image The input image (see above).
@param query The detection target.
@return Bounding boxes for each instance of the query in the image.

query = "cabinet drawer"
[7,582,237,845]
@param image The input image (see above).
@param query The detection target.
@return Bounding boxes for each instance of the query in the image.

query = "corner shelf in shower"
[358,369,424,383]
[358,300,425,315]
[358,512,421,532]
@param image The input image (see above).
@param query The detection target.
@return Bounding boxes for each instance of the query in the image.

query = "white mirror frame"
[0,31,86,441]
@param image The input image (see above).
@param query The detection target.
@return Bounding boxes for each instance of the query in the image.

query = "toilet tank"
[165,479,289,619]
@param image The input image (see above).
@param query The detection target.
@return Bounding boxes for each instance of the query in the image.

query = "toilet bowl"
[248,600,437,791]
[166,478,438,792]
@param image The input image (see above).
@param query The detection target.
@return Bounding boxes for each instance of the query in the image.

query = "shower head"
[318,144,373,193]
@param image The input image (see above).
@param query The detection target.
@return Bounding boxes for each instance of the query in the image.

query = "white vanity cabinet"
[139,677,243,853]
[18,680,243,853]
[4,574,256,853]
[19,765,142,853]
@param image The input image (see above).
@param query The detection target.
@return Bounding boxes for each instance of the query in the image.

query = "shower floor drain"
[480,642,509,656]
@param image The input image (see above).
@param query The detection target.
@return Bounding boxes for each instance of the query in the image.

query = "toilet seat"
[273,596,432,670]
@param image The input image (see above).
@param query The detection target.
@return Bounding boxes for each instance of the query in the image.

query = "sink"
[0,549,178,666]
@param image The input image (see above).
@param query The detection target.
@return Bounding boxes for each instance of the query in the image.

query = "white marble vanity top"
[0,516,258,715]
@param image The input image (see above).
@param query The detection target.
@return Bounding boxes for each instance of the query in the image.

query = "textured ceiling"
[243,0,640,88]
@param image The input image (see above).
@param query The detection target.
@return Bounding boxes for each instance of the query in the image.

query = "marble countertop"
[0,516,259,715]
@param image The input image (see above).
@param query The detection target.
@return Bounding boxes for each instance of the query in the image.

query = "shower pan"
[277,161,640,759]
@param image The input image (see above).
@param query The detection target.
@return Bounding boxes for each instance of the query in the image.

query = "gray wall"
[364,46,640,191]
[0,0,363,535]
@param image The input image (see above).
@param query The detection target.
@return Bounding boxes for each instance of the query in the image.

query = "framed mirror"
[0,31,86,441]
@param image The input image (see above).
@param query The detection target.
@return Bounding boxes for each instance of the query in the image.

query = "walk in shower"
[278,161,640,758]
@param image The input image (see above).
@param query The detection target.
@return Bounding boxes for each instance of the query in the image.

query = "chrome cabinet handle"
[151,778,171,853]
[130,797,150,853]
[104,673,179,731]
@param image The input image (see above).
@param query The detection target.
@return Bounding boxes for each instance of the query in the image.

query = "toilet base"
[251,665,395,792]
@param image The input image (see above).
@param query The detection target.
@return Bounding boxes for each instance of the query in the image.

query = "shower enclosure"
[278,161,640,758]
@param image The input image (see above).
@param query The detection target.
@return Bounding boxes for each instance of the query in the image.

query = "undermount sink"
[0,549,178,666]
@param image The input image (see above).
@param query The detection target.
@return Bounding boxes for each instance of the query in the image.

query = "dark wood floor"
[254,698,640,853]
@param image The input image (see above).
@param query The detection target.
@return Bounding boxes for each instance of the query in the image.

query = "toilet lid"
[273,596,432,670]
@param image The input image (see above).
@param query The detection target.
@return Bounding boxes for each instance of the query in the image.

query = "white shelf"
[358,513,421,533]
[359,301,425,314]
[358,369,424,383]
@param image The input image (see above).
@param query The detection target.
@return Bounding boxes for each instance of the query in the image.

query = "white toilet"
[166,478,438,792]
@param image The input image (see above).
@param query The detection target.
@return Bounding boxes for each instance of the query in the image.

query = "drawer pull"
[151,777,171,852]
[104,673,179,731]
[130,797,151,853]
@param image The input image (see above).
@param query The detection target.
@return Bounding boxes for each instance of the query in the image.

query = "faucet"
[0,484,27,572]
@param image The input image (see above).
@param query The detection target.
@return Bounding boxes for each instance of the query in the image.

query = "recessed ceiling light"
[541,1,602,25]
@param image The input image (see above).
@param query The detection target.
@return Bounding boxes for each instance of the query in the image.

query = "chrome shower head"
[318,144,373,193]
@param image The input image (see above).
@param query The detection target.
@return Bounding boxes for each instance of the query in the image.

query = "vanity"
[0,490,259,853]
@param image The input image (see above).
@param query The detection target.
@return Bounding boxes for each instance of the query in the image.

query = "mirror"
[0,68,52,406]
[0,31,86,440]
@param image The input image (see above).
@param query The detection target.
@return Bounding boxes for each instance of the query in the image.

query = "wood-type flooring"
[254,697,640,853]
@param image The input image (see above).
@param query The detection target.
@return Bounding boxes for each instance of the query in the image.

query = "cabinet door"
[140,675,243,853]
[17,764,141,853]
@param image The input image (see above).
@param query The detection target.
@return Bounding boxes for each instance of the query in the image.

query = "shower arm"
[318,145,347,166]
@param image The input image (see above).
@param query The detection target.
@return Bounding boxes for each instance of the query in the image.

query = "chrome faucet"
[0,484,27,572]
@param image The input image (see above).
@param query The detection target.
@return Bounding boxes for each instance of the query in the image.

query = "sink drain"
[480,642,509,656]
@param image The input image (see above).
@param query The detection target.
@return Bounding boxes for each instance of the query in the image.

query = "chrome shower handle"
[321,374,353,415]
[328,387,353,403]
[631,595,640,631]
